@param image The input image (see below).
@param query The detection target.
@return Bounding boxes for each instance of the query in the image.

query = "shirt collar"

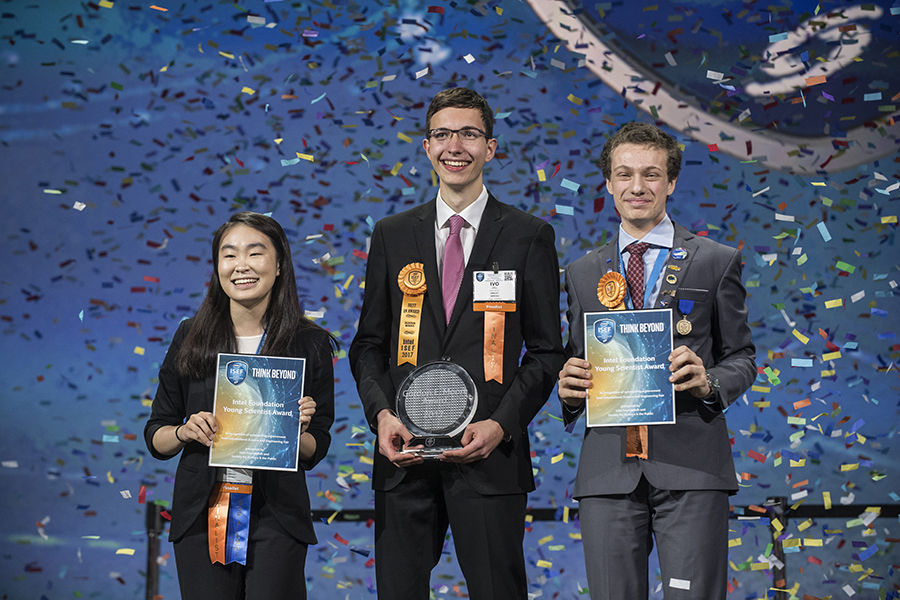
[618,214,674,253]
[436,186,489,231]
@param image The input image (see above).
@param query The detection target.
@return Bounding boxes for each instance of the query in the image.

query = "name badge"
[473,270,516,312]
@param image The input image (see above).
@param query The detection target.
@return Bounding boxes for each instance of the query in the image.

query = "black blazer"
[349,195,565,494]
[562,222,757,496]
[144,318,335,544]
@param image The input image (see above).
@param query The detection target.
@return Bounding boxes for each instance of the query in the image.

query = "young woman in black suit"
[145,212,336,599]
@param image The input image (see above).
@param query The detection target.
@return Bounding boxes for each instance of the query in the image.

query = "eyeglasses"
[427,127,488,144]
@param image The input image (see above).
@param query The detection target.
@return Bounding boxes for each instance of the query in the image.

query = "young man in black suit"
[349,88,565,599]
[558,122,756,599]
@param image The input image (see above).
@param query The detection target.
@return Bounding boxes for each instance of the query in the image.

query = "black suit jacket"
[144,318,335,544]
[562,222,756,497]
[349,195,565,494]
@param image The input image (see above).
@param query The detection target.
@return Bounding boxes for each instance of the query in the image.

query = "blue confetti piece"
[791,358,813,367]
[768,32,789,43]
[102,435,119,443]
[560,178,580,192]
[816,221,831,242]
[871,307,888,317]
[281,158,300,166]
[863,92,882,102]
[858,543,878,561]
[495,111,512,119]
[555,204,574,215]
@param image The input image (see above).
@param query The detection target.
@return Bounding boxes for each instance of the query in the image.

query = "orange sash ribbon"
[598,272,648,460]
[397,264,427,366]
[474,302,514,384]
[208,482,252,564]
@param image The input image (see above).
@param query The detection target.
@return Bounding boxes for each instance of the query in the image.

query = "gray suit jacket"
[562,221,756,497]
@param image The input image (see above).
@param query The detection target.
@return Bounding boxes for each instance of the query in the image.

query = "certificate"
[209,353,306,471]
[584,309,675,427]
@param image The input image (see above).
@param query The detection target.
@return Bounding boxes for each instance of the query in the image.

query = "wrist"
[703,370,720,399]
[174,424,188,444]
[376,408,399,428]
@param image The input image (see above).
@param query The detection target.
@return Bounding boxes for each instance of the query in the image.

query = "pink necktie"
[625,242,651,310]
[442,215,466,324]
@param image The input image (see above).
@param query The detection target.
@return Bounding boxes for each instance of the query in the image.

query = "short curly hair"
[425,87,495,140]
[600,122,681,181]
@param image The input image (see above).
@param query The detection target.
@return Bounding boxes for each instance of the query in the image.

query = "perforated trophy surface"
[396,361,478,458]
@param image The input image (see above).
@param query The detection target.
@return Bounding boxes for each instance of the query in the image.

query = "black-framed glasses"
[427,127,488,144]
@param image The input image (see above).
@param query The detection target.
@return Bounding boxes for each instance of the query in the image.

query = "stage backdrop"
[1,0,898,598]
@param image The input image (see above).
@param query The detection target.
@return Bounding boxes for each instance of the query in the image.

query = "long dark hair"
[176,211,336,379]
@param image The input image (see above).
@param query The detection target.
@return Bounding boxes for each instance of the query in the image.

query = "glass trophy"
[396,361,478,458]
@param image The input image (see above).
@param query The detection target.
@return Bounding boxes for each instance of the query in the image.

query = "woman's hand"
[298,396,316,434]
[179,411,218,446]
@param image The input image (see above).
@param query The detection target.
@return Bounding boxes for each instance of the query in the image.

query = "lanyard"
[255,330,266,354]
[618,247,670,310]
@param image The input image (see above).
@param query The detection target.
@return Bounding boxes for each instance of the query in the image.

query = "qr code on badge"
[504,271,514,281]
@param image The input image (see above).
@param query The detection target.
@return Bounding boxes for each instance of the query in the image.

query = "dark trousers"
[374,464,528,600]
[173,493,309,600]
[579,475,730,600]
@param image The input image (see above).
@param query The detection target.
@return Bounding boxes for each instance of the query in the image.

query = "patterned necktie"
[625,242,651,310]
[442,214,466,324]
[624,241,651,460]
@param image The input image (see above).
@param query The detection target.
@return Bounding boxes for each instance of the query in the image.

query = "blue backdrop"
[2,0,898,598]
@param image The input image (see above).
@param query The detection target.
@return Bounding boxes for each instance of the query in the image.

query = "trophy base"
[400,436,462,459]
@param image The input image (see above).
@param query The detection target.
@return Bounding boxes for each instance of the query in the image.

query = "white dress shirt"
[434,185,489,274]
[618,214,675,310]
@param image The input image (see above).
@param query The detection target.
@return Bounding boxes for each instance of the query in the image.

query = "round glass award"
[396,361,478,458]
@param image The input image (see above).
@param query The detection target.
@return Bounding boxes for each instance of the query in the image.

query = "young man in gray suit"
[558,122,756,599]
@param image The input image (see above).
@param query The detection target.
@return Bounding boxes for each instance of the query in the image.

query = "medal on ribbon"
[676,299,694,336]
[397,263,427,366]
[597,271,627,311]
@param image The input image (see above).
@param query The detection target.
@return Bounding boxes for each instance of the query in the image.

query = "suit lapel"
[587,235,620,313]
[445,196,503,338]
[654,222,699,309]
[411,201,446,332]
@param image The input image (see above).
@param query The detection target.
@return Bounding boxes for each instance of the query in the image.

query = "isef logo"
[226,360,248,385]
[594,319,616,344]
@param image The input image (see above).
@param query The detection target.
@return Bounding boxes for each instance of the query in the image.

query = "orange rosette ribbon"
[597,271,627,311]
[597,271,647,458]
[397,263,427,366]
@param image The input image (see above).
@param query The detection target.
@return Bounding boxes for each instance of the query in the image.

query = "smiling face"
[216,224,281,315]
[605,143,677,238]
[423,107,497,210]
